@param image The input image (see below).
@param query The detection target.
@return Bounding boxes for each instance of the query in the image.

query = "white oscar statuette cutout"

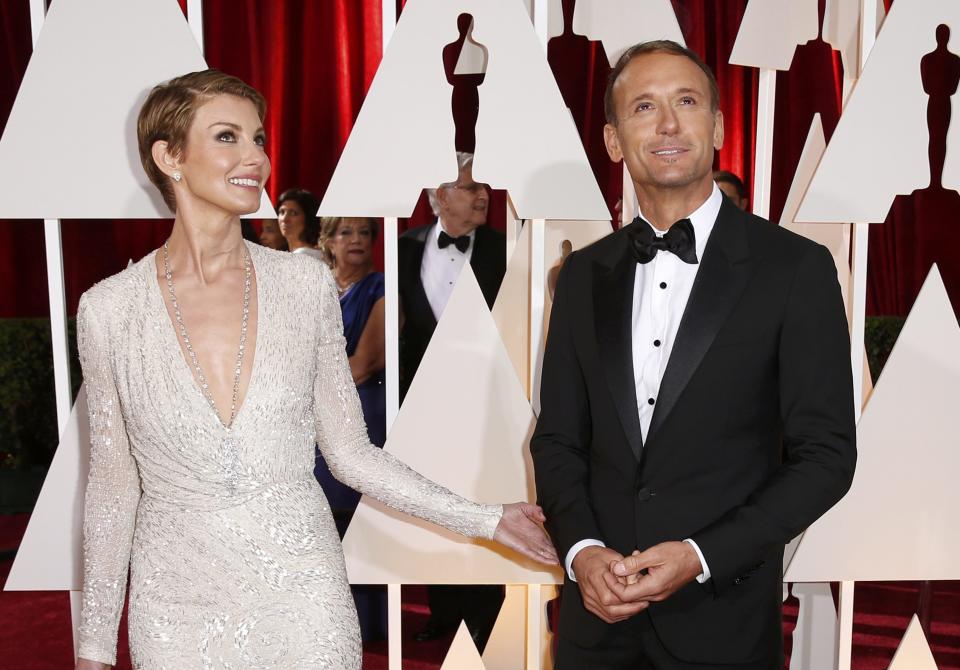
[730,0,819,71]
[797,0,960,224]
[0,0,273,219]
[318,0,606,221]
[889,615,940,670]
[785,265,960,583]
[571,0,684,64]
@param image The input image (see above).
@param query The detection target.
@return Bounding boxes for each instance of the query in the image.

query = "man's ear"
[435,185,449,206]
[151,140,180,178]
[603,123,624,163]
[713,110,725,151]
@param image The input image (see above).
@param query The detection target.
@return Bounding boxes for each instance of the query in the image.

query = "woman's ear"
[151,140,180,178]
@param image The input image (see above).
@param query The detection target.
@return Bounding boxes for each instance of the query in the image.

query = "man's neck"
[633,179,714,231]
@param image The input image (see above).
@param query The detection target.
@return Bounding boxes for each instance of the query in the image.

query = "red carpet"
[2,514,958,668]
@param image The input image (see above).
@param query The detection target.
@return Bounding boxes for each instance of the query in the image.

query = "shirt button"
[647,398,655,405]
[653,339,661,347]
[660,282,667,289]
[636,487,653,502]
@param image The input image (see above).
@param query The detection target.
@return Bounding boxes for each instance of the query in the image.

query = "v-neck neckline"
[149,240,263,432]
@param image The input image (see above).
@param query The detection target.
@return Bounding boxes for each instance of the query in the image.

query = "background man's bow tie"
[438,230,470,253]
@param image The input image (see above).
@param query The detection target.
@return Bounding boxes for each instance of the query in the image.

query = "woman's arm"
[311,264,556,563]
[348,297,385,385]
[74,292,142,668]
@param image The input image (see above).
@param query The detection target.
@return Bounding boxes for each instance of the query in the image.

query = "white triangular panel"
[0,0,274,219]
[729,0,819,70]
[889,615,939,670]
[481,584,526,670]
[535,219,612,415]
[492,221,531,393]
[785,266,960,581]
[797,0,960,223]
[779,114,873,401]
[441,622,488,670]
[5,387,89,591]
[481,584,558,670]
[342,266,563,585]
[822,0,861,78]
[319,0,607,220]
[572,0,685,64]
[788,582,839,670]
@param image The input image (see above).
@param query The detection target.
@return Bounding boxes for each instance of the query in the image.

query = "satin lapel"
[406,231,436,329]
[594,243,644,462]
[647,200,753,442]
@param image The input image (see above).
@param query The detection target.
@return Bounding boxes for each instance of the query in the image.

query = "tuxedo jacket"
[398,222,505,398]
[530,197,857,664]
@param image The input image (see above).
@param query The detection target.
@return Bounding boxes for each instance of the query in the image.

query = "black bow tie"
[627,217,698,264]
[438,230,471,253]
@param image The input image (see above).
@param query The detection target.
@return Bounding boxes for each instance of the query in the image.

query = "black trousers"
[555,612,779,670]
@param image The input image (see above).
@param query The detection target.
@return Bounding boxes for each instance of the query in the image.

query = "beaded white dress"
[75,242,501,669]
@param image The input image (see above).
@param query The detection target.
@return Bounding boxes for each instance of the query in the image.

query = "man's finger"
[615,572,667,602]
[612,548,662,577]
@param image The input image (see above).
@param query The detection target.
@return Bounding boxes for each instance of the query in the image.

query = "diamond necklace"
[163,240,252,428]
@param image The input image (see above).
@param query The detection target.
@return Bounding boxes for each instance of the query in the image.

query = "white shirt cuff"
[683,538,711,583]
[564,539,606,581]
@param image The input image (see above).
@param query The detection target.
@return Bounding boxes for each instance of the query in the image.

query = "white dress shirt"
[565,184,723,584]
[420,219,475,320]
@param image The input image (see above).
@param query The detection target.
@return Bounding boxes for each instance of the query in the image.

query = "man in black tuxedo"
[398,151,506,649]
[531,41,856,668]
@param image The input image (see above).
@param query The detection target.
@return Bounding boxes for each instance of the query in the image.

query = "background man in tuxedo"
[531,41,856,669]
[398,151,506,648]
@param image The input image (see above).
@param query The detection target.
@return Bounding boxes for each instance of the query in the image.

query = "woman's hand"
[76,659,110,670]
[493,503,559,566]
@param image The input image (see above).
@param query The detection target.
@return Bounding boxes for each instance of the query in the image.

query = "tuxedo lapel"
[405,226,437,329]
[647,200,753,442]
[594,236,644,462]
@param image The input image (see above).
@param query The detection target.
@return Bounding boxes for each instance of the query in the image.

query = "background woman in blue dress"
[316,216,388,640]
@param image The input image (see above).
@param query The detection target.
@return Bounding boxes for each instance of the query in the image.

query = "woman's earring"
[172,171,182,183]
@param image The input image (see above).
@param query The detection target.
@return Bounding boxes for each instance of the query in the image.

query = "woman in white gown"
[74,70,557,670]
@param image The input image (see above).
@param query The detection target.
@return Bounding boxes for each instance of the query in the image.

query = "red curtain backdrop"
[0,0,957,318]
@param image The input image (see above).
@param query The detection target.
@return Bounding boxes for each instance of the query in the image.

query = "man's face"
[604,52,723,194]
[437,165,489,231]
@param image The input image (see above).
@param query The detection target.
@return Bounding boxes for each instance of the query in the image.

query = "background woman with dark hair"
[313,216,385,533]
[277,187,324,258]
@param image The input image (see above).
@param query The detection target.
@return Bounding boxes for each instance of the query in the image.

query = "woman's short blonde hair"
[319,217,380,267]
[137,69,266,212]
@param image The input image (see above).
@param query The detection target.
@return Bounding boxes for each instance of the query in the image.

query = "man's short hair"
[713,170,748,199]
[603,40,720,125]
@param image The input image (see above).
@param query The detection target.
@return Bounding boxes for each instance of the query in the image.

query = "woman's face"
[174,94,270,216]
[328,219,374,269]
[278,200,306,243]
[259,218,286,250]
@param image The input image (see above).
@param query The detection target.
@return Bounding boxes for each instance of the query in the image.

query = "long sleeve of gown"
[75,292,142,666]
[312,263,502,540]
